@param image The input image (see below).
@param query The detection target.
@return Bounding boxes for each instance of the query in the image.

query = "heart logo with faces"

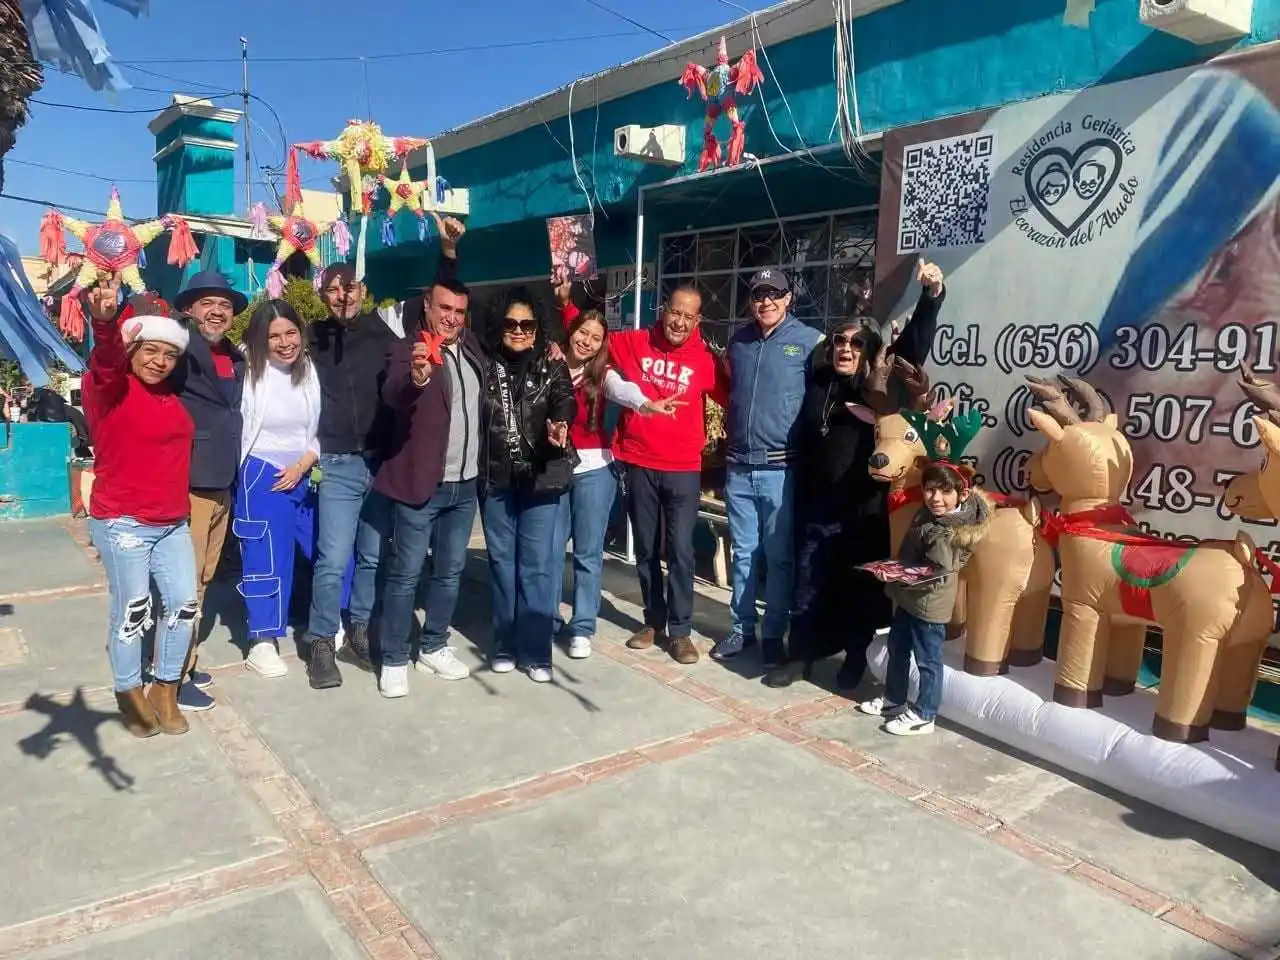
[1024,138,1123,238]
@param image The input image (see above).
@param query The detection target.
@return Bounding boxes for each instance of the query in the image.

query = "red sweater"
[83,316,194,525]
[608,326,729,472]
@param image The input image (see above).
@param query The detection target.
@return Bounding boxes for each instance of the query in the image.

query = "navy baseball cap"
[748,268,791,293]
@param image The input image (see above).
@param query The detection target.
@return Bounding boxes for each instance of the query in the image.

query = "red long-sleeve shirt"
[83,316,194,525]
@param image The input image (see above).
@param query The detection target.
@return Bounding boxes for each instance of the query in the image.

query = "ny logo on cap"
[758,270,773,280]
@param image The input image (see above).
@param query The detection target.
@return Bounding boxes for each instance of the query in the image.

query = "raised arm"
[84,275,130,411]
[888,260,946,369]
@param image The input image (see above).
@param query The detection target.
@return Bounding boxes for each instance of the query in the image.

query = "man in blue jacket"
[713,269,821,667]
[172,270,248,712]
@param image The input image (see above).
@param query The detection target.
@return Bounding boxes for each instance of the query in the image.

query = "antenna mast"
[241,36,255,293]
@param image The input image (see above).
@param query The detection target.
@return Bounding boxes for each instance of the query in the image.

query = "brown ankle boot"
[146,681,189,735]
[115,687,159,738]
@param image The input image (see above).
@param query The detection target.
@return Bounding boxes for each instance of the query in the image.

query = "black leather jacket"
[480,344,576,495]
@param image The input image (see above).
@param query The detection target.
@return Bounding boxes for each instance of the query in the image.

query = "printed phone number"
[1121,394,1266,448]
[991,322,1278,377]
[988,451,1274,524]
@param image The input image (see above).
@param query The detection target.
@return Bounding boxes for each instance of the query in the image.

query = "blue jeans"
[553,465,618,638]
[884,608,946,720]
[89,517,198,691]
[379,479,478,667]
[481,487,561,668]
[233,456,352,640]
[307,453,389,640]
[725,464,796,642]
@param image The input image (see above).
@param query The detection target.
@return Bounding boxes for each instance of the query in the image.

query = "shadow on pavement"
[17,687,134,792]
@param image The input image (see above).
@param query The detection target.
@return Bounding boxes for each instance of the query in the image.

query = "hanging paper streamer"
[680,36,765,172]
[38,186,198,341]
[332,217,352,258]
[0,232,85,387]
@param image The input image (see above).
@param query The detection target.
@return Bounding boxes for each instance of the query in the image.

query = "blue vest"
[725,314,821,466]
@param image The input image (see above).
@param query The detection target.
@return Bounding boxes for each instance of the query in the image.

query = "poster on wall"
[874,44,1280,561]
[547,214,599,286]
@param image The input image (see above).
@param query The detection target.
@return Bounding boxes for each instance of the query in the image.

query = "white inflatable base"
[866,632,1280,853]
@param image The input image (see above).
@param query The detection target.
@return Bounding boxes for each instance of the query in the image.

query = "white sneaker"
[526,665,553,683]
[857,696,905,718]
[567,636,592,660]
[491,655,517,674]
[416,646,472,680]
[884,708,935,737]
[379,664,409,699]
[245,641,288,678]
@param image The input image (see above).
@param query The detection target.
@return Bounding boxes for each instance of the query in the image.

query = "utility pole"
[241,36,255,293]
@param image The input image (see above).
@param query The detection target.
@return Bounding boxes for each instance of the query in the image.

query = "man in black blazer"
[172,269,248,712]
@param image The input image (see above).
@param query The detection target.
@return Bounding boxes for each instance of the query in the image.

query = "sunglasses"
[832,334,866,349]
[503,318,537,335]
[751,288,787,303]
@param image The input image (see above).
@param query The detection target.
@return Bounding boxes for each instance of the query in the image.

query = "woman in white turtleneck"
[232,299,335,678]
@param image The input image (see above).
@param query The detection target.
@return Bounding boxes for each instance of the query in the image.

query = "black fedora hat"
[175,269,249,314]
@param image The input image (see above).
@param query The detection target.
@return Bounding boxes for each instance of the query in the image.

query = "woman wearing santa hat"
[82,274,199,739]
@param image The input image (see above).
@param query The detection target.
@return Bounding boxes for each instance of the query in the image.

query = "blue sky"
[2,0,773,254]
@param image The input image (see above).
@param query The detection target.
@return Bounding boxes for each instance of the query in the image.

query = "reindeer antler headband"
[902,402,984,489]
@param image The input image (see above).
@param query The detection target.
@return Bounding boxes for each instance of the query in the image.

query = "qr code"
[896,131,996,255]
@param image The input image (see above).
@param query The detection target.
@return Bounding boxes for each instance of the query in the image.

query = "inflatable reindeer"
[1025,375,1274,744]
[864,400,1054,675]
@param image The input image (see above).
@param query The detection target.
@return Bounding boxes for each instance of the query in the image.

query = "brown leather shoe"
[146,681,190,735]
[627,627,659,650]
[669,636,699,665]
[115,687,159,738]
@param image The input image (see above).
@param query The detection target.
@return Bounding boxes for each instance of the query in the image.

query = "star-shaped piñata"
[39,186,197,340]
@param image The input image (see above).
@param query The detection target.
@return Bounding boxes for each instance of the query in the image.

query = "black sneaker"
[177,682,216,712]
[761,637,787,668]
[189,669,214,690]
[340,622,373,672]
[306,636,343,689]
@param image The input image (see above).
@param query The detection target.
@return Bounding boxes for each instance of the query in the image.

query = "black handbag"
[533,437,580,495]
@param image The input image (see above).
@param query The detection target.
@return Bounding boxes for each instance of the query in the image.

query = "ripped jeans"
[89,517,199,692]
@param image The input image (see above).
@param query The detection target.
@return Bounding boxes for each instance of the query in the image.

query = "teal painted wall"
[0,423,72,521]
[376,0,1277,290]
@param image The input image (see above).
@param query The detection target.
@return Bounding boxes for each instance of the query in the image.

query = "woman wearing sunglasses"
[479,289,577,681]
[764,260,945,690]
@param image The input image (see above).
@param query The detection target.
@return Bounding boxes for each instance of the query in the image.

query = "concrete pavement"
[0,517,1277,959]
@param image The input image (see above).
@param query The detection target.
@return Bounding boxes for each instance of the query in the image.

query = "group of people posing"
[80,211,965,740]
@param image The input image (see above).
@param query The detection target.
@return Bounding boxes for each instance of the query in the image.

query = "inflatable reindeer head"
[1223,363,1280,520]
[864,395,957,490]
[1024,375,1131,504]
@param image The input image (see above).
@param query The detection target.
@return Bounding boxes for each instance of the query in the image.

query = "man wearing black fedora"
[171,269,247,712]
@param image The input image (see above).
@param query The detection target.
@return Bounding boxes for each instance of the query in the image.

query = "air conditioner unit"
[1139,0,1252,43]
[614,124,685,168]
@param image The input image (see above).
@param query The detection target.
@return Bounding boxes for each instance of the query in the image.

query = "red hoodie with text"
[605,320,729,473]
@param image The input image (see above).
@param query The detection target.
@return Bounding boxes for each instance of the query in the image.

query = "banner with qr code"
[873,43,1280,600]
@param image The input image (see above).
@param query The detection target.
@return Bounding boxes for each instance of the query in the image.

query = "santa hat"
[118,293,190,353]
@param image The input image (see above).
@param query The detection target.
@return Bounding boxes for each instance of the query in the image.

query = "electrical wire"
[581,2,675,44]
[1,191,142,221]
[29,94,237,114]
[113,28,698,65]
